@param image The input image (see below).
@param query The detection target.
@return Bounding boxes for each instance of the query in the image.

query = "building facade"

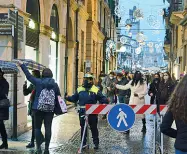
[164,0,187,79]
[0,0,118,135]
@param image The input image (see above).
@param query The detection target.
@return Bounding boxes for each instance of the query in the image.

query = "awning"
[13,59,46,71]
[0,60,19,74]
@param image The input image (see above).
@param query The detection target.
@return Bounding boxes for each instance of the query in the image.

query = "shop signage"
[0,25,12,35]
[8,9,24,41]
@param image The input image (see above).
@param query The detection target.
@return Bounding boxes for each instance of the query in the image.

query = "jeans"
[34,111,54,150]
[79,113,99,146]
[31,116,35,144]
[0,120,7,145]
[118,96,128,104]
[109,96,115,104]
[175,149,187,154]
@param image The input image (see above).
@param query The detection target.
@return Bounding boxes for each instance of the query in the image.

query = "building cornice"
[92,21,105,40]
[170,11,184,25]
[40,24,52,37]
[79,6,89,20]
[59,34,66,43]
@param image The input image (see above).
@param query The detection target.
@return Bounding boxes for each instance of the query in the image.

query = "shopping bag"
[54,96,67,115]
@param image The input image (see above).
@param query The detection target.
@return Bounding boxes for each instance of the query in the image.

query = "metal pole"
[12,8,18,140]
[75,0,79,90]
[160,115,164,154]
[64,0,70,93]
[153,114,156,154]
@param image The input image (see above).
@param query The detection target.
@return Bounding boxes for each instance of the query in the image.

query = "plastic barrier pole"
[78,115,88,153]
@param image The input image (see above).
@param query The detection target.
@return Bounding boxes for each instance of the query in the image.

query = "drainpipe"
[75,0,79,89]
[64,0,70,93]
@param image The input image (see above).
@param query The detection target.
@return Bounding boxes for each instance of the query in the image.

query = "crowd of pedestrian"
[0,62,186,154]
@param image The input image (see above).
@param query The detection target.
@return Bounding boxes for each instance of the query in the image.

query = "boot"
[43,149,49,154]
[94,144,99,150]
[141,118,146,133]
[0,143,8,149]
[26,142,35,148]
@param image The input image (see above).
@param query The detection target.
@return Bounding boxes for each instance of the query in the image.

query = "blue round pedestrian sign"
[107,104,135,132]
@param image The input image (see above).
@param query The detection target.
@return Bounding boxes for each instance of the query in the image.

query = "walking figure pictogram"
[117,108,128,127]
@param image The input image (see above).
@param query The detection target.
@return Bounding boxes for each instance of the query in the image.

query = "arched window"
[50,5,59,40]
[26,0,40,23]
[25,0,40,59]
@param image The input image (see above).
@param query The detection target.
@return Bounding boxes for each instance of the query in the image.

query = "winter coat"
[101,76,116,96]
[148,80,160,104]
[158,80,175,105]
[160,111,187,152]
[116,77,130,97]
[116,80,147,105]
[20,64,61,112]
[66,85,108,113]
[0,77,9,120]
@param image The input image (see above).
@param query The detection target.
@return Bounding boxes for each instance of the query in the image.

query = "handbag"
[54,96,67,115]
[0,99,10,108]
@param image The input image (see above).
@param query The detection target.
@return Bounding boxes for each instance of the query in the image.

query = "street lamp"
[28,19,35,29]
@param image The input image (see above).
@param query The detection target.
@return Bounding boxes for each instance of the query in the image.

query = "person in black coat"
[116,73,130,104]
[148,73,160,104]
[158,72,175,105]
[23,70,40,148]
[0,69,9,149]
[160,74,187,153]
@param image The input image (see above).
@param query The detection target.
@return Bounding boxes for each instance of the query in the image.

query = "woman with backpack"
[18,62,61,154]
[160,74,187,154]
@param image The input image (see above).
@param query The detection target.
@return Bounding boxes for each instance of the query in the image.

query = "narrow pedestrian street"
[0,96,176,154]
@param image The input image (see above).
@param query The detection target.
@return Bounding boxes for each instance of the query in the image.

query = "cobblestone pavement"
[0,96,176,154]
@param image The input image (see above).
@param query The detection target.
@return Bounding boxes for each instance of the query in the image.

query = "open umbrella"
[13,59,46,71]
[0,60,19,74]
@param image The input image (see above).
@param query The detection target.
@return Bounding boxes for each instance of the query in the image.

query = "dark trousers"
[34,111,54,150]
[0,120,7,145]
[31,116,35,143]
[79,113,99,146]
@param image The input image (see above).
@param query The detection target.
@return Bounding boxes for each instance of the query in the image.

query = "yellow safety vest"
[77,85,99,94]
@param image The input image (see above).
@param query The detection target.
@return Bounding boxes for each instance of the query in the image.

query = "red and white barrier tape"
[85,104,168,115]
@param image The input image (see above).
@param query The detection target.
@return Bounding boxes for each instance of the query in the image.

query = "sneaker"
[26,142,35,148]
[94,144,99,150]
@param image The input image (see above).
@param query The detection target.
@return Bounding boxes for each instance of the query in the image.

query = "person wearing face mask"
[65,74,108,150]
[158,72,175,106]
[148,73,160,105]
[101,72,116,104]
[115,71,147,133]
[116,73,130,104]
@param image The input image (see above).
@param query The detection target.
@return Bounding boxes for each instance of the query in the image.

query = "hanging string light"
[135,47,142,54]
[133,8,144,20]
[120,36,128,44]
